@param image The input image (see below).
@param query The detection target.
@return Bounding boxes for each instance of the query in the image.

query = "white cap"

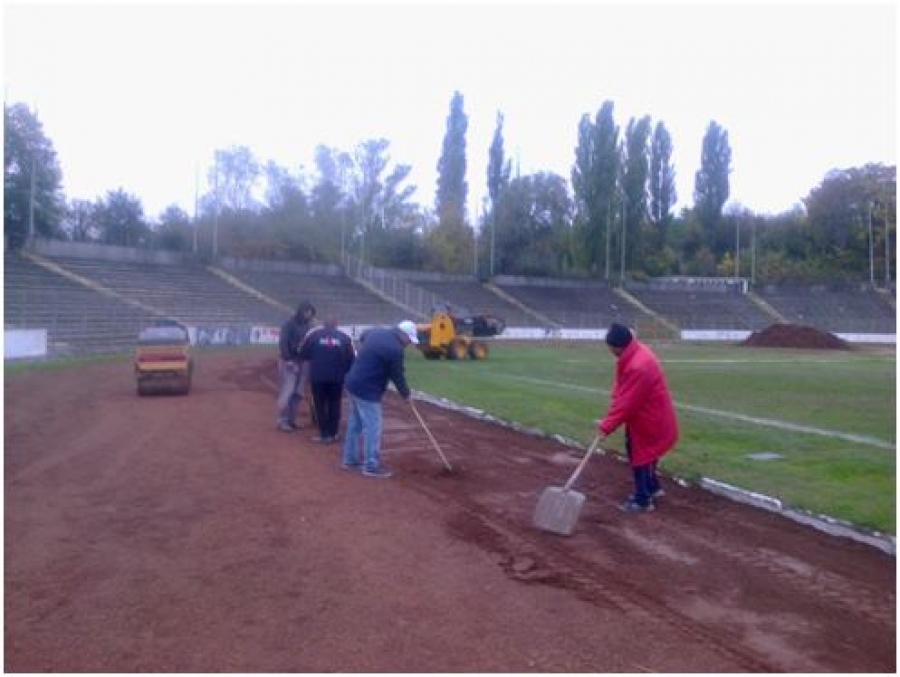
[397,320,419,345]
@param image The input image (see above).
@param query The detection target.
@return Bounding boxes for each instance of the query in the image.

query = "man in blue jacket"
[298,317,355,444]
[341,320,419,478]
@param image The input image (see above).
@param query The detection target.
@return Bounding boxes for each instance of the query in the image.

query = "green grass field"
[405,341,897,534]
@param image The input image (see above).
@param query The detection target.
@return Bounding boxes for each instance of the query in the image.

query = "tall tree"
[430,91,472,272]
[435,91,469,228]
[571,100,619,277]
[63,199,97,242]
[494,172,574,276]
[693,120,732,252]
[94,189,148,247]
[4,103,65,249]
[621,115,653,274]
[486,111,512,275]
[208,145,262,213]
[649,121,677,243]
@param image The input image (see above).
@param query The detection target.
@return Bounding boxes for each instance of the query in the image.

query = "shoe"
[341,461,362,470]
[629,489,665,502]
[311,435,328,443]
[362,466,393,479]
[619,498,655,513]
[277,422,296,433]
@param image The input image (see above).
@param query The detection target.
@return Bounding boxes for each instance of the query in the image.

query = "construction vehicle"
[415,311,505,360]
[134,320,193,395]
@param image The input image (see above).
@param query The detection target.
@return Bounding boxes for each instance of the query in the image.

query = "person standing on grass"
[276,300,317,432]
[298,317,355,444]
[341,320,419,479]
[597,323,679,513]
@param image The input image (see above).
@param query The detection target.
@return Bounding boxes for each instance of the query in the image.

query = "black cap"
[605,323,633,349]
[296,300,316,316]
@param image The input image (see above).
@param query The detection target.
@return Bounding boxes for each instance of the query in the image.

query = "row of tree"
[4,97,896,286]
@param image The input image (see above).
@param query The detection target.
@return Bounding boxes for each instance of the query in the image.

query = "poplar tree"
[694,120,732,250]
[649,121,677,245]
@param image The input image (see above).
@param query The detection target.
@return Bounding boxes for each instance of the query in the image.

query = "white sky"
[3,1,897,220]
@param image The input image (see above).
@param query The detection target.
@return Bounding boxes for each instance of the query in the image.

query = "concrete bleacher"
[219,259,408,327]
[494,277,639,328]
[7,241,895,358]
[755,286,896,334]
[45,255,286,327]
[4,253,162,356]
[624,286,773,331]
[390,272,538,326]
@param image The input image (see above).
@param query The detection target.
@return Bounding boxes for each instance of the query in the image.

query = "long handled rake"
[409,400,453,472]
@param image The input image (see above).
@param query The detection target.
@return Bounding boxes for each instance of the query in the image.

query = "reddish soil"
[742,323,851,349]
[4,350,895,672]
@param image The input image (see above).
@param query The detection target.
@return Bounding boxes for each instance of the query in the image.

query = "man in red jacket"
[597,323,679,513]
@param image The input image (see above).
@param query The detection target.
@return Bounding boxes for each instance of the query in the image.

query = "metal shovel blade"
[533,485,586,536]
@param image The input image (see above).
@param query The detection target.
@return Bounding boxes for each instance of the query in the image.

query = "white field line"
[497,374,895,451]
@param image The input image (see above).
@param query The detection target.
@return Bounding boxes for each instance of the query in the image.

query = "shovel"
[533,436,602,536]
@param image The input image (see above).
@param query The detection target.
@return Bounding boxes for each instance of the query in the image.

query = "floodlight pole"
[884,202,891,288]
[868,202,875,287]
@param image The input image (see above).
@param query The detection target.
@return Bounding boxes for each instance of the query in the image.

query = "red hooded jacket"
[598,339,679,467]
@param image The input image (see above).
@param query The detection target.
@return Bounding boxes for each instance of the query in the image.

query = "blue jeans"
[342,394,383,470]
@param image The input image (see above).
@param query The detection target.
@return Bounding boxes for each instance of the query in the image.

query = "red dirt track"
[5,350,895,672]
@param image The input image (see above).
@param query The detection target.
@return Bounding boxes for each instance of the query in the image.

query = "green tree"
[63,199,97,242]
[94,189,149,247]
[693,120,732,254]
[486,111,512,275]
[208,145,262,213]
[649,121,677,244]
[803,163,896,280]
[155,205,193,252]
[430,91,472,272]
[4,103,65,249]
[571,101,619,278]
[494,172,574,276]
[621,115,653,276]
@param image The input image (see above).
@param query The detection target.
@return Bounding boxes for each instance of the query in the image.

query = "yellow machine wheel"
[447,339,468,360]
[468,341,489,360]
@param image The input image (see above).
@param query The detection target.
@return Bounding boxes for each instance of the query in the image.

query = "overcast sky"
[3,1,897,221]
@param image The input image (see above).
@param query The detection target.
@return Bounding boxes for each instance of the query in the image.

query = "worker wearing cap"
[341,320,419,478]
[597,323,679,513]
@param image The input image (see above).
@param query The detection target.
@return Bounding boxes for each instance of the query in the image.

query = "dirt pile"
[742,323,851,350]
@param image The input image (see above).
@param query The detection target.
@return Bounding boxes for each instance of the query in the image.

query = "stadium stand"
[494,277,639,328]
[5,242,895,358]
[623,285,773,331]
[4,252,161,356]
[218,259,409,327]
[389,273,539,327]
[755,286,896,334]
[40,255,286,327]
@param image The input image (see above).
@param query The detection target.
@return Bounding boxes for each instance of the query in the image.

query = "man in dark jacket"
[341,320,419,478]
[298,317,355,444]
[276,300,317,432]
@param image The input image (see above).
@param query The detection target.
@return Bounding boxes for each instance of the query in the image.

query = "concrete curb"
[410,390,896,557]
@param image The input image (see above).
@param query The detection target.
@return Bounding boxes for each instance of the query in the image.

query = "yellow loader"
[415,311,504,360]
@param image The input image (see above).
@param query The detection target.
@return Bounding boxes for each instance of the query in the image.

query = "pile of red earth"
[741,323,851,350]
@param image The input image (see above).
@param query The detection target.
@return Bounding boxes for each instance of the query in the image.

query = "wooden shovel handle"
[562,436,602,491]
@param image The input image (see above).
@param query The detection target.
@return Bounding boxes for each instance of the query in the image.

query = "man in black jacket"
[298,317,355,443]
[276,300,316,432]
[340,320,418,478]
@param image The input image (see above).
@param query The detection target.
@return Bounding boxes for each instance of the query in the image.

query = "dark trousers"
[311,381,343,439]
[626,431,660,506]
